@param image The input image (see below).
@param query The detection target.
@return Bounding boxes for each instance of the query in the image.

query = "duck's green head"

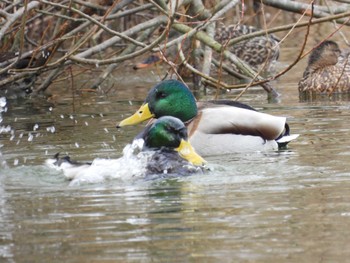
[143,116,206,166]
[118,80,197,127]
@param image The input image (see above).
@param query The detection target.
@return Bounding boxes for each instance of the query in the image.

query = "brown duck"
[133,24,280,74]
[214,23,280,73]
[298,40,350,93]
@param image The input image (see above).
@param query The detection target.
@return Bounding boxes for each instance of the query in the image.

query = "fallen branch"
[0,1,40,41]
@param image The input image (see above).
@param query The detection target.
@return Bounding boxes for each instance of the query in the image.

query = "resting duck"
[214,23,280,73]
[133,24,280,75]
[298,40,350,93]
[50,116,206,181]
[0,50,50,69]
[0,49,51,98]
[117,79,299,156]
[133,28,194,78]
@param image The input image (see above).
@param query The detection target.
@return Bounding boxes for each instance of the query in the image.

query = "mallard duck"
[133,29,194,78]
[135,115,206,176]
[117,79,299,156]
[298,40,350,93]
[0,50,50,69]
[0,50,51,97]
[214,23,280,73]
[50,116,206,181]
[133,24,279,75]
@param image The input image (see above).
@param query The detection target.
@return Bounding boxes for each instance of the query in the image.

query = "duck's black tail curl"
[276,124,299,148]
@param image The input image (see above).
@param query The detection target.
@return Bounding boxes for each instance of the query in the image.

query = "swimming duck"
[214,23,280,73]
[136,115,206,176]
[50,116,206,181]
[298,40,350,93]
[117,79,298,156]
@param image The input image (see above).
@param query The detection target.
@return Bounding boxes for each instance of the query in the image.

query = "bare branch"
[0,1,40,41]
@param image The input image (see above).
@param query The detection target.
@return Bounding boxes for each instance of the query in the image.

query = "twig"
[40,0,146,47]
[0,1,40,41]
[270,2,315,81]
[324,0,350,46]
[34,65,65,94]
[90,26,158,89]
[227,10,350,47]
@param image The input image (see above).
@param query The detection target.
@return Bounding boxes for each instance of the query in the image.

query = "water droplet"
[33,124,39,131]
[85,122,89,126]
[104,128,109,133]
[128,101,133,105]
[46,126,55,133]
[60,115,64,119]
[0,97,6,108]
[0,125,11,133]
[28,133,33,142]
[75,142,80,148]
[13,159,19,166]
[1,160,7,168]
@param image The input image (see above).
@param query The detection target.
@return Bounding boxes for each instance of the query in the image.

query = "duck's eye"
[164,124,173,132]
[156,91,167,99]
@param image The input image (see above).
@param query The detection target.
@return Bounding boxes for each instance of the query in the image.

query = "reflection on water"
[2,77,350,261]
[299,91,350,102]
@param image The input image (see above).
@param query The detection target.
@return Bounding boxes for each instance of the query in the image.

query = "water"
[1,65,350,261]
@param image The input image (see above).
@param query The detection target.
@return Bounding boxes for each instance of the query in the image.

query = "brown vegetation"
[0,0,349,99]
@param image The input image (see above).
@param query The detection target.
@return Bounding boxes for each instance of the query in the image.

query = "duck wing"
[207,99,257,111]
[190,102,286,140]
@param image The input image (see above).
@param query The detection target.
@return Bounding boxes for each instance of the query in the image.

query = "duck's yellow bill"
[176,139,207,166]
[118,103,154,127]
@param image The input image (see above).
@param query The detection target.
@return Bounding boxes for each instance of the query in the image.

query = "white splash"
[0,97,6,125]
[46,126,55,133]
[46,139,152,185]
[28,133,34,142]
[0,97,6,109]
[0,125,11,134]
[0,98,4,167]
